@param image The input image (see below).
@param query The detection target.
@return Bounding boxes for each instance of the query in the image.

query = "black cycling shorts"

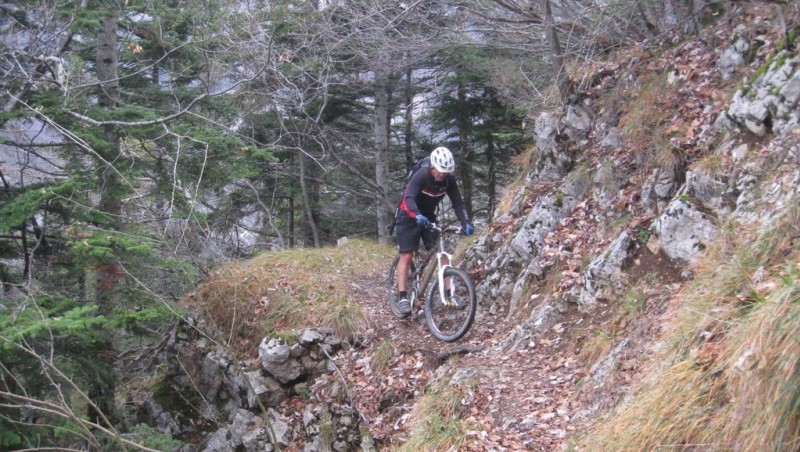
[395,213,438,253]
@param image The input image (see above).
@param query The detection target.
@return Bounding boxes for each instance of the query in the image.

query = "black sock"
[445,289,451,298]
[399,291,407,298]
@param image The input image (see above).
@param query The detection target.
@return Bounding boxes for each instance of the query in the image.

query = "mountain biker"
[394,146,474,315]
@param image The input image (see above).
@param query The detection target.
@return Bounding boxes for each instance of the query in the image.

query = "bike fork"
[436,251,454,307]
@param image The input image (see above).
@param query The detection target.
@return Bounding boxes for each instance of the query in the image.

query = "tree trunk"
[457,78,474,220]
[298,151,320,247]
[96,9,119,115]
[404,66,414,171]
[543,0,571,104]
[96,8,121,222]
[374,70,391,244]
[487,134,496,221]
[95,6,122,305]
[689,0,705,35]
[637,1,660,36]
[89,6,120,428]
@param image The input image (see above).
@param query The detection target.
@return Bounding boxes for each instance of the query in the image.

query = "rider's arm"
[446,175,470,226]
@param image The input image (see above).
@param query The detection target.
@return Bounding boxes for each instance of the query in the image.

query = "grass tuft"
[621,284,647,317]
[400,383,473,452]
[496,145,537,217]
[692,153,727,177]
[578,328,614,366]
[618,71,688,177]
[620,73,670,150]
[371,339,396,373]
[320,298,369,340]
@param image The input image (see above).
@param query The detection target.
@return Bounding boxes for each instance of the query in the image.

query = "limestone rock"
[650,198,718,264]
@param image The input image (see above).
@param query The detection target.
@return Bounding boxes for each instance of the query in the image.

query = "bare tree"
[308,0,473,241]
[460,0,701,102]
[374,69,392,243]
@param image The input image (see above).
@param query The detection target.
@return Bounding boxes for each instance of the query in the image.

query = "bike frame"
[401,223,459,309]
[389,221,476,341]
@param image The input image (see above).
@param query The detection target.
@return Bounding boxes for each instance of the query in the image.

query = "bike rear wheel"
[424,267,476,342]
[387,254,416,318]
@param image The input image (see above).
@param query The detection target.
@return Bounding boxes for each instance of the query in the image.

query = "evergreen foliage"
[0,295,115,448]
[0,179,86,231]
[0,0,553,447]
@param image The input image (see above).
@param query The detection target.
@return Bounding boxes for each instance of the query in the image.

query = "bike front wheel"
[424,267,477,342]
[387,254,416,318]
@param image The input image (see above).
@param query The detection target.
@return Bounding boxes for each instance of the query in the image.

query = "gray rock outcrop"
[650,198,719,264]
[727,52,800,136]
[578,230,635,308]
[140,322,364,451]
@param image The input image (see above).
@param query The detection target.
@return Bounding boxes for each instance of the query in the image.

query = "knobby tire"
[424,267,477,342]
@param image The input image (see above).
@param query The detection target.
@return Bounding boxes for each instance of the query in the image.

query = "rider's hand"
[416,214,430,227]
[462,223,474,235]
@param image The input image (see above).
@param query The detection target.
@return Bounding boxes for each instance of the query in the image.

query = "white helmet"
[430,146,455,173]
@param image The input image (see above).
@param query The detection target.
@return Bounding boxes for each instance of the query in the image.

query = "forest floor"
[314,255,684,451]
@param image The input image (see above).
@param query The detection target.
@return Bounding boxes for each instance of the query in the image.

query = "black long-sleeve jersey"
[397,162,469,225]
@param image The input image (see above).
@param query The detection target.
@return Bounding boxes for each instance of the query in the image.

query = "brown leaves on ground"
[315,267,601,451]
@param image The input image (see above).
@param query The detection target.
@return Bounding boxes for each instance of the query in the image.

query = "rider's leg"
[395,213,421,297]
[397,251,413,293]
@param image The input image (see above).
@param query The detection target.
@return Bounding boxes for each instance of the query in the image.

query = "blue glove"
[415,214,430,227]
[463,223,474,235]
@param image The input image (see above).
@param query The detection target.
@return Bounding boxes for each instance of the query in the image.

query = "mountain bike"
[387,223,477,342]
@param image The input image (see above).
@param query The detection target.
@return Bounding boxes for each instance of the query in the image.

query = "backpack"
[405,156,430,182]
[398,156,430,204]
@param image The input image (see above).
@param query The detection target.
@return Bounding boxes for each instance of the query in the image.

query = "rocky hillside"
[131,4,800,451]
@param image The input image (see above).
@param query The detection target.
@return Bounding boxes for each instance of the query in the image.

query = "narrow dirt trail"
[327,268,595,451]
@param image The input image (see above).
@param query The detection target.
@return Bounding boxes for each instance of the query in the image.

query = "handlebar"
[428,222,463,234]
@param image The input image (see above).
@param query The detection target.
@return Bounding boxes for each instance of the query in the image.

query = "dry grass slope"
[183,239,395,357]
[578,199,800,451]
